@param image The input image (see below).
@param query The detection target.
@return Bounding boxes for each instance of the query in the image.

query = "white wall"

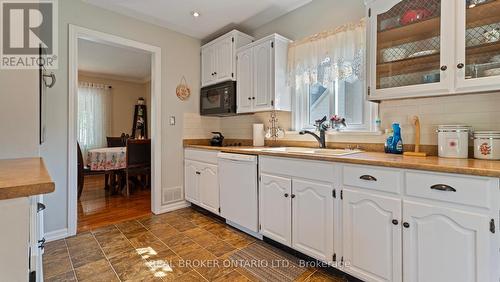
[36,0,200,234]
[78,73,151,136]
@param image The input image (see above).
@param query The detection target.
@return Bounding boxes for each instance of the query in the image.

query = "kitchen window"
[289,18,377,131]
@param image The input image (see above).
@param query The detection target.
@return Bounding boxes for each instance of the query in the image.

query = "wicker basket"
[176,76,191,101]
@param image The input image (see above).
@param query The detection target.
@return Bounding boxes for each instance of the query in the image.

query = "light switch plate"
[169,116,176,126]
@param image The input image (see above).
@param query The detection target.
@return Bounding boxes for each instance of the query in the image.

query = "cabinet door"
[184,160,200,204]
[259,174,292,246]
[198,163,219,214]
[455,0,500,93]
[236,48,254,113]
[215,36,234,82]
[291,179,334,262]
[201,47,215,87]
[403,200,492,282]
[368,0,454,100]
[343,189,402,282]
[252,40,273,111]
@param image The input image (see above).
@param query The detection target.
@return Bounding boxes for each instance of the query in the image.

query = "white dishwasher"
[218,152,260,236]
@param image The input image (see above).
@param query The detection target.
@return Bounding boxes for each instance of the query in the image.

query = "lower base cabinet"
[259,172,335,262]
[342,189,402,282]
[403,200,493,282]
[184,159,219,215]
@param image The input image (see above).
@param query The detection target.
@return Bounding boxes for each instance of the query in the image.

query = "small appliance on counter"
[473,131,500,160]
[437,125,472,159]
[210,132,225,147]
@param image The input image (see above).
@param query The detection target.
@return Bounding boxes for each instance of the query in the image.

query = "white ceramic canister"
[473,131,500,160]
[437,125,472,159]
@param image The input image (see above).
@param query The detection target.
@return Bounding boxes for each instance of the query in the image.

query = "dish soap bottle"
[389,123,404,154]
[384,129,393,153]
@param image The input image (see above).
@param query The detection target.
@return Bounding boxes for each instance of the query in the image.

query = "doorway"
[68,25,162,236]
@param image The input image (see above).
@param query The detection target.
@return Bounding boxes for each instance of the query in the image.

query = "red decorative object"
[480,143,492,156]
[400,9,432,26]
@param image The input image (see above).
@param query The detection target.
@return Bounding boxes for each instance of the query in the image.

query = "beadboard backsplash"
[184,92,500,145]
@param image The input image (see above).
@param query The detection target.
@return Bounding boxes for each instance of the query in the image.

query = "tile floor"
[43,207,350,282]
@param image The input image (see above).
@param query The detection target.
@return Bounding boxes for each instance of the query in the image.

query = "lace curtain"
[77,82,112,158]
[288,18,366,88]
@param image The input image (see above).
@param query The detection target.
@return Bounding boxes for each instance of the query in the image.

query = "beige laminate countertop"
[0,158,55,201]
[185,145,500,178]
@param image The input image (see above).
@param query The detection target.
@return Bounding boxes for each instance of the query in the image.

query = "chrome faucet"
[299,116,328,148]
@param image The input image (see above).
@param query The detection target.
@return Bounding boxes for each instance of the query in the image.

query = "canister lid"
[437,125,471,132]
[474,131,500,137]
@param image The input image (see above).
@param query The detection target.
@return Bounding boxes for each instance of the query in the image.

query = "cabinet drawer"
[405,171,495,209]
[260,156,335,183]
[343,165,401,194]
[184,148,219,164]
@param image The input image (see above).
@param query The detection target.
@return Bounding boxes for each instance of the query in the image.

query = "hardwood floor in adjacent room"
[78,175,151,233]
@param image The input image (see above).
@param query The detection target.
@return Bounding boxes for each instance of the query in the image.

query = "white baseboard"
[155,200,191,214]
[45,228,69,242]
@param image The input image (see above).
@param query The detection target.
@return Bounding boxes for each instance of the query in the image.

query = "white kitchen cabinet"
[342,189,402,282]
[236,34,292,113]
[198,163,219,214]
[403,200,493,282]
[454,0,500,94]
[292,178,334,262]
[366,0,500,100]
[184,149,220,215]
[236,47,253,113]
[201,30,254,87]
[259,173,292,246]
[184,160,200,205]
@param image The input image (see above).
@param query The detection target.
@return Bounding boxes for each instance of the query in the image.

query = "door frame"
[68,25,162,236]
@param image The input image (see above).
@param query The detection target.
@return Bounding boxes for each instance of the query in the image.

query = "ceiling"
[78,39,151,80]
[84,0,312,39]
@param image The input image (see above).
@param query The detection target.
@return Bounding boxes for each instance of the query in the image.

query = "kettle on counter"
[210,132,225,147]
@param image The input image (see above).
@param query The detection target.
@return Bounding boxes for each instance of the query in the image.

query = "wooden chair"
[77,142,112,199]
[123,139,151,197]
[106,133,129,147]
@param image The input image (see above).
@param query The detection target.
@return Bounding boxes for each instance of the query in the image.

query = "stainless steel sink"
[241,147,362,156]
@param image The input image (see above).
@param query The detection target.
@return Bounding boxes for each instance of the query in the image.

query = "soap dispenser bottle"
[390,123,403,154]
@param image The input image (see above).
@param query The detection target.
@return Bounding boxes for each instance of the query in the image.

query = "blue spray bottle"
[389,123,403,154]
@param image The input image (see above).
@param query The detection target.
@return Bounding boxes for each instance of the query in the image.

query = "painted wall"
[36,0,200,235]
[78,73,151,137]
[202,0,500,146]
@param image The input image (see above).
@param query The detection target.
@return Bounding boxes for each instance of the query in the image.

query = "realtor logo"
[1,0,58,69]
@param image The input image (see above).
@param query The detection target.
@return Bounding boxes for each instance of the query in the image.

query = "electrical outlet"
[169,116,176,126]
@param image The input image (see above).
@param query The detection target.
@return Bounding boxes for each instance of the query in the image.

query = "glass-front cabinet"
[456,0,500,93]
[366,0,500,100]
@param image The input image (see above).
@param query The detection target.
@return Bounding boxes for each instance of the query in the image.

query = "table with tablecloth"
[87,147,127,171]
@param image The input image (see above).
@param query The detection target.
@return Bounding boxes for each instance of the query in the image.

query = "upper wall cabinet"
[366,0,500,100]
[201,30,254,87]
[236,34,292,114]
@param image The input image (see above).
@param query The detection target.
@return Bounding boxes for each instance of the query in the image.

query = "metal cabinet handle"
[248,97,252,100]
[457,63,464,69]
[360,175,377,181]
[195,171,201,175]
[284,193,289,198]
[37,203,46,213]
[42,73,56,88]
[291,194,296,199]
[430,184,456,192]
[440,65,447,71]
[392,219,399,225]
[252,97,256,100]
[403,222,410,228]
[38,237,46,249]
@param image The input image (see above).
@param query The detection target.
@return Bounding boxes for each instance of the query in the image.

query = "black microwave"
[200,81,237,116]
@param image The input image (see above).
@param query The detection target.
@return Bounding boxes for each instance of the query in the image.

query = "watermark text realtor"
[1,0,58,69]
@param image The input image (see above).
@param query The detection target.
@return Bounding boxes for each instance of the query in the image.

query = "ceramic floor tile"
[173,270,207,282]
[170,220,198,232]
[305,270,346,282]
[214,270,251,282]
[116,220,148,239]
[43,249,73,279]
[74,259,119,281]
[108,249,154,281]
[44,271,77,282]
[205,241,236,257]
[128,231,167,252]
[193,256,234,281]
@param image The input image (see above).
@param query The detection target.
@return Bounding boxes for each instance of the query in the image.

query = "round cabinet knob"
[252,97,256,100]
[457,63,465,69]
[248,97,252,100]
[284,193,289,198]
[403,222,410,228]
[392,219,399,225]
[291,194,296,199]
[440,65,447,71]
